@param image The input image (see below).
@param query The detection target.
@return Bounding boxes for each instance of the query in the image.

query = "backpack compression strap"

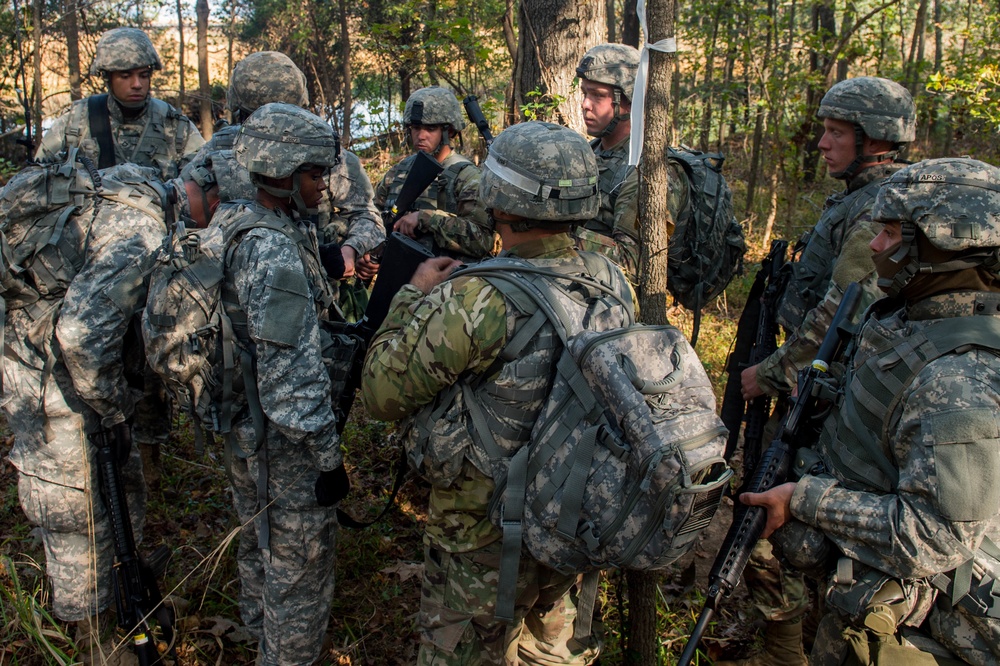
[87,94,116,169]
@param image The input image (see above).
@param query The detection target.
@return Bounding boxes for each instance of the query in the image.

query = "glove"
[315,464,351,507]
[318,243,346,280]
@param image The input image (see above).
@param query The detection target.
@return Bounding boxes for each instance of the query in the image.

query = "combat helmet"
[872,157,1000,296]
[183,148,254,208]
[235,102,340,215]
[576,43,640,138]
[90,28,163,76]
[403,87,466,131]
[817,76,916,179]
[227,51,309,123]
[480,121,599,225]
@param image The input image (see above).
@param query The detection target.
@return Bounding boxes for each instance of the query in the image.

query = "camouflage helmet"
[234,102,340,179]
[576,43,641,101]
[183,148,254,203]
[402,87,466,132]
[873,157,1000,253]
[817,77,916,143]
[227,51,309,120]
[480,121,599,223]
[89,28,163,76]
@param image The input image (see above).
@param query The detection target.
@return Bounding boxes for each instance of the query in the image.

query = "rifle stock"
[462,95,494,149]
[678,282,863,666]
[379,150,444,239]
[92,426,176,665]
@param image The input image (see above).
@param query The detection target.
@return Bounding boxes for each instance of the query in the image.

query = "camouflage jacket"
[219,202,342,472]
[573,135,687,281]
[374,151,497,260]
[362,234,633,553]
[790,291,1000,662]
[756,163,904,395]
[36,95,205,179]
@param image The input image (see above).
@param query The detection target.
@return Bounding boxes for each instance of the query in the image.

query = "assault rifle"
[720,239,789,466]
[92,425,177,665]
[462,95,494,149]
[378,150,444,241]
[677,282,863,666]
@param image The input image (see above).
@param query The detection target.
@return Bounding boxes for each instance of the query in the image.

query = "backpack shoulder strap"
[87,94,115,169]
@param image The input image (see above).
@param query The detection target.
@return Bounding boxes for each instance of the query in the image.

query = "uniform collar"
[501,233,577,259]
[905,290,1000,320]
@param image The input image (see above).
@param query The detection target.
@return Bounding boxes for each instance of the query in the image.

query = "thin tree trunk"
[698,4,722,152]
[176,0,186,109]
[63,0,81,101]
[606,0,617,42]
[196,0,212,138]
[623,0,640,47]
[339,0,353,145]
[32,0,42,150]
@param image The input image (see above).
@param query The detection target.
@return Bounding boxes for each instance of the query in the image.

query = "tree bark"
[32,0,42,150]
[63,0,81,101]
[176,0,186,109]
[338,0,353,145]
[623,0,640,47]
[196,0,212,138]
[514,0,604,132]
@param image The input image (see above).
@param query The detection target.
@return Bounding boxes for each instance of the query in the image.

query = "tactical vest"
[818,297,1000,620]
[776,177,888,330]
[383,151,474,215]
[581,138,632,235]
[63,96,193,179]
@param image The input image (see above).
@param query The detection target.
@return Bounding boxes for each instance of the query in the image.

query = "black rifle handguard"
[463,95,494,148]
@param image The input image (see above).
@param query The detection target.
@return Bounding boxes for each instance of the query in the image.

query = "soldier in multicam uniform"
[214,102,350,666]
[186,50,384,315]
[36,27,204,179]
[374,85,499,261]
[723,77,918,666]
[361,121,627,665]
[1,157,223,664]
[741,156,1000,666]
[574,43,688,282]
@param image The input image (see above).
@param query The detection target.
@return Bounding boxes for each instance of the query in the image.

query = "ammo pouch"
[319,320,364,405]
[827,561,907,629]
[841,626,967,666]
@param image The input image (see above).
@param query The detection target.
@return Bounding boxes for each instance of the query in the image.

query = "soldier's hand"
[356,253,379,281]
[740,482,796,538]
[340,245,357,279]
[741,364,765,401]
[315,464,351,507]
[410,257,462,294]
[394,211,420,238]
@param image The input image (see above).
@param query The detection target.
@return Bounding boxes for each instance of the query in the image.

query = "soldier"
[724,77,918,666]
[0,157,223,664]
[215,103,350,666]
[186,50,384,311]
[742,157,1000,665]
[36,27,204,179]
[374,85,498,261]
[361,121,628,665]
[574,43,688,281]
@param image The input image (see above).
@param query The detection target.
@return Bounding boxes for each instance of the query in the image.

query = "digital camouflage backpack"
[450,256,733,630]
[667,147,746,344]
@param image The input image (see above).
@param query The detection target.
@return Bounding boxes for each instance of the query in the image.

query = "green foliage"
[927,66,1000,133]
[519,88,569,123]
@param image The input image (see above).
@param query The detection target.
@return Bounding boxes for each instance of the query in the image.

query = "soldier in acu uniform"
[742,157,1000,666]
[724,77,918,666]
[0,157,223,664]
[574,43,688,282]
[374,85,498,262]
[214,103,350,666]
[361,121,631,665]
[36,27,204,179]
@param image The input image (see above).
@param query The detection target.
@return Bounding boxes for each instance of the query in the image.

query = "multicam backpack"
[452,256,732,627]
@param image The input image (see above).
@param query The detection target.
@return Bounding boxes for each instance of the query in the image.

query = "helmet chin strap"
[254,172,312,217]
[592,89,630,139]
[829,125,898,180]
[432,129,451,158]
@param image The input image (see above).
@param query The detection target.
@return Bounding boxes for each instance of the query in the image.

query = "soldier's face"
[410,124,446,154]
[870,220,902,254]
[580,79,620,135]
[296,166,329,209]
[818,118,857,175]
[109,67,152,104]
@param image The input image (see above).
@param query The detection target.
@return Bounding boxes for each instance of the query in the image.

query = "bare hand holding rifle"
[92,423,177,665]
[677,282,863,666]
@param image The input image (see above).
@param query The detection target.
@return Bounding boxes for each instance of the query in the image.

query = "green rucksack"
[667,147,746,344]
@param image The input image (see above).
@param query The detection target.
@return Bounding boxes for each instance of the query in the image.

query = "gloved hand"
[315,464,351,507]
[318,243,346,280]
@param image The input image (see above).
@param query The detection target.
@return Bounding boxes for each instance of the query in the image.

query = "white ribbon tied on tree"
[628,0,677,166]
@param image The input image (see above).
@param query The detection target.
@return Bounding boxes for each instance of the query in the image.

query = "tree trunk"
[176,0,186,109]
[32,0,42,150]
[196,0,212,138]
[631,1,675,658]
[606,0,617,42]
[698,3,722,152]
[623,0,640,47]
[339,0,353,145]
[63,0,81,101]
[514,0,604,132]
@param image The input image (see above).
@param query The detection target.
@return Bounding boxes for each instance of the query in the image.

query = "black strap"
[336,447,409,529]
[87,94,116,169]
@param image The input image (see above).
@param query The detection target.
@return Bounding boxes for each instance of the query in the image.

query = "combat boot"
[715,617,809,666]
[73,610,139,666]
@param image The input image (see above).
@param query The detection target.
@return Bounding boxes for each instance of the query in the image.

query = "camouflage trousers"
[2,354,146,622]
[743,538,811,622]
[417,541,600,666]
[228,418,338,666]
[809,610,971,666]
